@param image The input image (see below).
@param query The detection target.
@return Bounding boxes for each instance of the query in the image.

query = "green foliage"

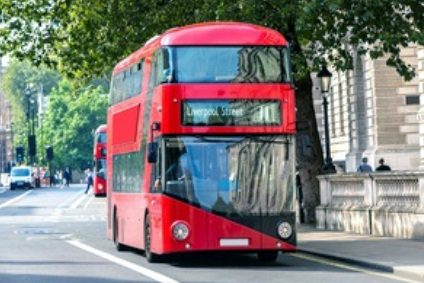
[1,0,423,212]
[299,0,424,80]
[1,0,423,80]
[41,80,108,170]
[0,60,61,155]
[1,59,108,169]
[1,60,60,113]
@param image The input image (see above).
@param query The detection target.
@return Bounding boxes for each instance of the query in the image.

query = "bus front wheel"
[113,212,125,251]
[257,251,279,262]
[144,214,161,263]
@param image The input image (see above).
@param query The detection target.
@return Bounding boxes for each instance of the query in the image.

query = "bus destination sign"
[182,100,281,126]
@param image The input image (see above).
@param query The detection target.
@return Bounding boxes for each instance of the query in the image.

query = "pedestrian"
[63,168,70,187]
[55,171,60,185]
[295,167,304,223]
[376,158,391,171]
[84,168,93,194]
[357,157,373,172]
[34,165,41,188]
[51,174,55,186]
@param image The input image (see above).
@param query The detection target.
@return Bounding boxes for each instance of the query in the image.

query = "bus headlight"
[172,222,190,241]
[277,222,292,240]
[98,184,103,190]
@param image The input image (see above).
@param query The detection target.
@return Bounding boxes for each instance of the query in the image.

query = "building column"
[418,47,424,170]
[346,52,371,171]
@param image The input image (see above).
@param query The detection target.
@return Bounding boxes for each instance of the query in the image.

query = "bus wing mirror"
[148,142,158,163]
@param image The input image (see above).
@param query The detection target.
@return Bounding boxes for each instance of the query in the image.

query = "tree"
[1,0,423,221]
[0,60,61,160]
[41,80,108,171]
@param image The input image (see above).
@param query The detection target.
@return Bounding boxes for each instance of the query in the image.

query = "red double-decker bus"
[93,124,107,196]
[107,22,296,262]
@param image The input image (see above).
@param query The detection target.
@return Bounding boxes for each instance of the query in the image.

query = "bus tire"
[144,214,161,263]
[113,211,125,251]
[257,251,279,262]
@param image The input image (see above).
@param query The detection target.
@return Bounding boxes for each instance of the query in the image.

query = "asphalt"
[2,186,423,281]
[298,224,424,282]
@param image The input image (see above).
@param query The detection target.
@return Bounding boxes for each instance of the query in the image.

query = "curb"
[298,248,423,282]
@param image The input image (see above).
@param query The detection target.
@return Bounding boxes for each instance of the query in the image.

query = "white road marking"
[67,240,179,283]
[293,253,421,283]
[0,215,107,224]
[57,190,85,209]
[69,193,88,209]
[83,194,94,209]
[0,190,33,209]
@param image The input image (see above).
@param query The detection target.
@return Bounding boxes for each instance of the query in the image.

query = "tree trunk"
[295,75,324,223]
[285,16,324,223]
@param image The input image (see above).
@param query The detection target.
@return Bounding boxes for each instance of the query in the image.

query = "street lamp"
[317,65,336,173]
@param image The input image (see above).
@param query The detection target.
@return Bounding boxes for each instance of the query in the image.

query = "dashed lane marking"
[0,190,33,209]
[67,240,179,283]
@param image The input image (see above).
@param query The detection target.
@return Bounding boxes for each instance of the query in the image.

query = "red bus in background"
[93,124,107,196]
[107,22,296,263]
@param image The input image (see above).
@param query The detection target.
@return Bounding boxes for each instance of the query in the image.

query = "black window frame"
[110,59,145,105]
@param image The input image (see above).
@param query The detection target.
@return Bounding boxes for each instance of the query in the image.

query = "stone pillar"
[418,175,424,209]
[316,176,329,229]
[346,52,369,171]
[418,46,424,170]
[363,176,374,206]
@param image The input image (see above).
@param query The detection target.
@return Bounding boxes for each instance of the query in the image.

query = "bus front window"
[163,136,294,216]
[97,132,106,143]
[95,159,107,179]
[173,46,288,83]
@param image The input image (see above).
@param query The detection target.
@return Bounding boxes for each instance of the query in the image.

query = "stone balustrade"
[316,171,424,239]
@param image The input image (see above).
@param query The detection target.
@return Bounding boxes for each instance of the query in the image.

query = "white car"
[10,166,35,190]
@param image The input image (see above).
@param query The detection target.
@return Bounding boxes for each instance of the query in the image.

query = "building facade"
[313,45,422,172]
[0,57,13,173]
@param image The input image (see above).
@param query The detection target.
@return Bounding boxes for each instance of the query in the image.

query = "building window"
[405,95,420,105]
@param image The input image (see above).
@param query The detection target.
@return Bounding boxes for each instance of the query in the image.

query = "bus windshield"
[162,136,294,216]
[172,46,291,83]
[97,132,107,143]
[95,159,107,179]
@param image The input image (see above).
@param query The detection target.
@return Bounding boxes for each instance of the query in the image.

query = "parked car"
[10,166,35,190]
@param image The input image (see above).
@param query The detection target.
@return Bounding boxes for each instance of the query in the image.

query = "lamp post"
[317,65,336,173]
[25,83,36,165]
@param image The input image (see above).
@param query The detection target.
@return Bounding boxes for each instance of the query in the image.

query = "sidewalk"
[298,224,424,282]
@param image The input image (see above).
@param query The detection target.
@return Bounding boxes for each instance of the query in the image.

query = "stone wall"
[316,172,424,239]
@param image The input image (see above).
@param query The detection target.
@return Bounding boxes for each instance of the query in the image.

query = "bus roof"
[95,124,107,133]
[159,22,288,46]
[113,22,288,75]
